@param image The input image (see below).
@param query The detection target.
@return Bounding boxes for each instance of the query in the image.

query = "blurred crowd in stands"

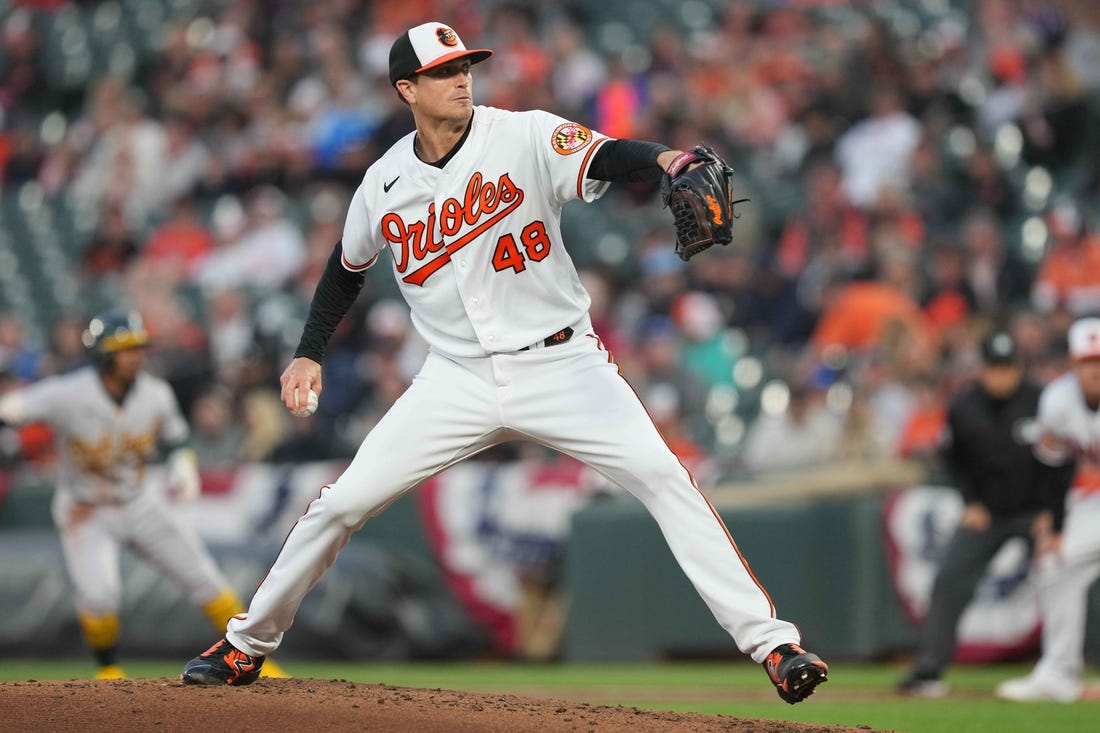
[2,0,1100,487]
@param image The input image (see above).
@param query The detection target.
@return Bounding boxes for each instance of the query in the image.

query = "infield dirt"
[0,678,889,732]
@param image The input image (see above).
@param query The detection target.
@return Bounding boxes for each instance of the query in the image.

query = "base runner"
[0,311,287,680]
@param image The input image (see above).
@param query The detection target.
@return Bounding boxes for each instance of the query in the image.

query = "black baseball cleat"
[763,643,829,704]
[180,638,265,686]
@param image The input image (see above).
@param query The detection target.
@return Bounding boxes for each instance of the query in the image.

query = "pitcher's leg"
[228,353,501,656]
[507,342,798,663]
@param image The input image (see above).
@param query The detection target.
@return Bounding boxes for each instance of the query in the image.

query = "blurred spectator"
[741,381,844,476]
[70,81,171,228]
[909,140,964,236]
[810,275,935,362]
[141,197,216,278]
[837,385,893,462]
[196,186,306,291]
[643,381,711,485]
[160,116,211,205]
[895,375,948,462]
[0,9,45,117]
[547,21,606,120]
[1020,44,1093,174]
[0,119,44,186]
[189,386,246,468]
[921,241,976,335]
[671,291,739,389]
[0,315,42,381]
[82,205,139,278]
[39,315,89,377]
[1031,200,1100,317]
[637,237,688,317]
[485,4,553,110]
[632,316,707,424]
[834,89,921,209]
[241,388,290,463]
[204,289,256,386]
[978,46,1030,138]
[960,208,1031,314]
[776,160,870,281]
[580,270,627,357]
[593,57,642,141]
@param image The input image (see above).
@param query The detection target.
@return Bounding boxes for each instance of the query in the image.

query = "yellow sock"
[201,588,246,631]
[78,612,120,652]
[201,590,290,678]
[260,658,291,678]
[94,664,126,680]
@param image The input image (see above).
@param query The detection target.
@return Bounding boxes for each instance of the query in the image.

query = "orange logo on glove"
[705,195,723,224]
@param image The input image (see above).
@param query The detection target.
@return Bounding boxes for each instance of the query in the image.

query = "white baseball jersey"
[0,367,188,503]
[1021,370,1100,694]
[1034,371,1100,494]
[341,105,610,357]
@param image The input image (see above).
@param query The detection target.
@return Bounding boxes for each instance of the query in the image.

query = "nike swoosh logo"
[384,176,400,193]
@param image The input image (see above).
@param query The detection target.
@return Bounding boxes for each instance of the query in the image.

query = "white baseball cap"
[388,22,492,86]
[1068,317,1100,360]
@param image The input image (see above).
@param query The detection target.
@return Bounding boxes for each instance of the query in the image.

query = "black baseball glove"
[660,145,746,261]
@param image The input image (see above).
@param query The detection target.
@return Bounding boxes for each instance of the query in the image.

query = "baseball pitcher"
[181,21,827,703]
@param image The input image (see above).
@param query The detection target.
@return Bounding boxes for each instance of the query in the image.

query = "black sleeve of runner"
[294,241,367,364]
[1040,459,1076,533]
[587,139,671,182]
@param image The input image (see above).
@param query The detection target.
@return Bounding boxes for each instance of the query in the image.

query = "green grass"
[1,658,1096,733]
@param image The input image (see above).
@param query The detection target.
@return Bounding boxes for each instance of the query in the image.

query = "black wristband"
[294,241,367,363]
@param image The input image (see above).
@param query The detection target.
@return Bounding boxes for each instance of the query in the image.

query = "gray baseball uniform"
[0,367,229,616]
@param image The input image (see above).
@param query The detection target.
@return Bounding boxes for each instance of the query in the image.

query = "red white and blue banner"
[882,485,1041,662]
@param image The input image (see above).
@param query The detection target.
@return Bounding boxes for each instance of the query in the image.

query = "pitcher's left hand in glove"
[660,145,746,261]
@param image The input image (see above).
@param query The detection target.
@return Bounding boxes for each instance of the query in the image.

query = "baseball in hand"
[293,387,319,417]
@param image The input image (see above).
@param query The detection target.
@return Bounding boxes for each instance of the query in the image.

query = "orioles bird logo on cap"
[437,27,458,47]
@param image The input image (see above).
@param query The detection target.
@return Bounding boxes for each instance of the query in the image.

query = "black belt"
[519,326,574,351]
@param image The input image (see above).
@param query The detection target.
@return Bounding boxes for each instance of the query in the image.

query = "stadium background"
[1,0,1099,704]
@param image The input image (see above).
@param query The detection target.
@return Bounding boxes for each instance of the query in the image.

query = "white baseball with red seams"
[225,108,801,660]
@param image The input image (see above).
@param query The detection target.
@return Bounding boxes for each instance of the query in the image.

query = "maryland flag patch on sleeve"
[551,122,592,155]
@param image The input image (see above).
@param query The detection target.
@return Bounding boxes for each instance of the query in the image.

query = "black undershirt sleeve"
[587,139,671,183]
[1039,459,1076,532]
[294,241,367,364]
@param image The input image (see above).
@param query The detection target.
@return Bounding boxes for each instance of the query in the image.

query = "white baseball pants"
[1031,490,1100,689]
[52,490,229,615]
[228,324,800,662]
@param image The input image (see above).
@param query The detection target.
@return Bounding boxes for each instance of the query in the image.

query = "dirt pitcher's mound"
[0,678,886,733]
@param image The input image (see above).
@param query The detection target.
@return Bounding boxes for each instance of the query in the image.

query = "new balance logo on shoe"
[180,638,265,686]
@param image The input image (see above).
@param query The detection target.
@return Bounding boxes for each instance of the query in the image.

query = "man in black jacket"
[896,329,1073,697]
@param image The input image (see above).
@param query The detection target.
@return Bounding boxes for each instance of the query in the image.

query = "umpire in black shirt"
[897,329,1074,697]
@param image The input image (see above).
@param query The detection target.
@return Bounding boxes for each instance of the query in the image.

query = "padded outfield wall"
[0,458,1097,663]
